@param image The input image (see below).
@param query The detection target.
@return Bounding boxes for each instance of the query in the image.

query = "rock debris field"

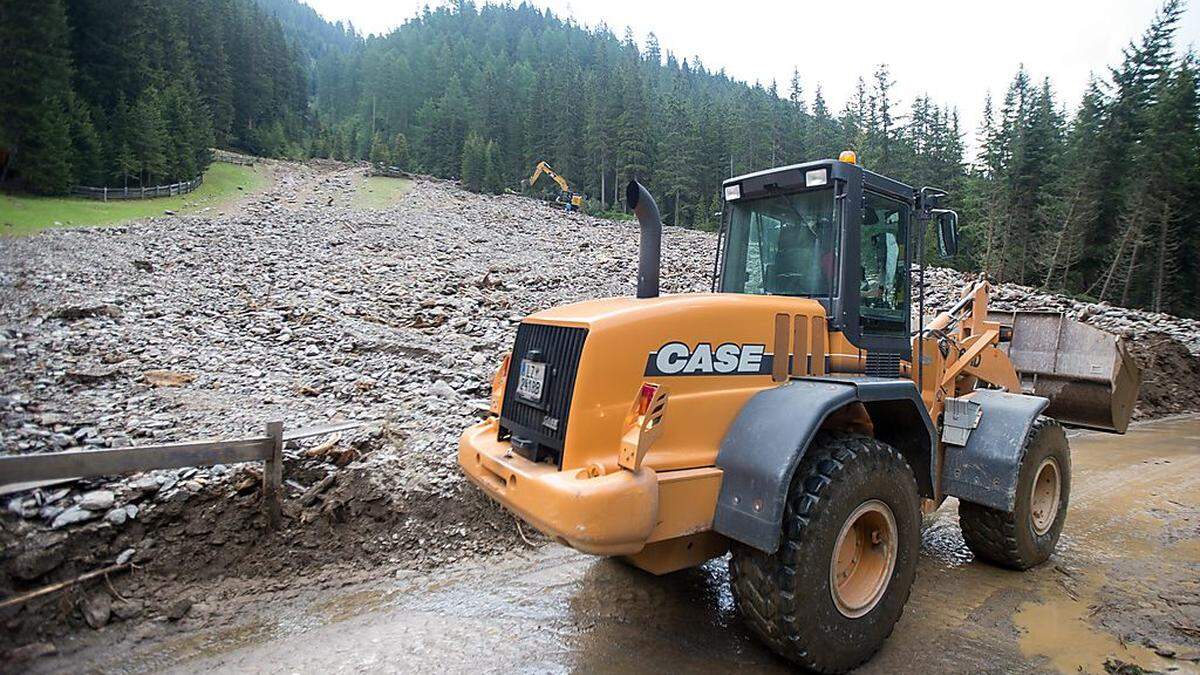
[2,160,1199,654]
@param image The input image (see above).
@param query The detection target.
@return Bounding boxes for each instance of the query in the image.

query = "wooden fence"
[70,175,203,202]
[211,148,256,166]
[368,165,413,179]
[0,420,367,528]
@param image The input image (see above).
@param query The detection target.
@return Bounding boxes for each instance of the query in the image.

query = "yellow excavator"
[460,151,1139,672]
[525,161,584,212]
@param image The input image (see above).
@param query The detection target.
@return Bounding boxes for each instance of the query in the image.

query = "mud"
[23,415,1199,674]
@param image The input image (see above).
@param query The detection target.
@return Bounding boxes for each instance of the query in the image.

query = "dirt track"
[33,416,1200,674]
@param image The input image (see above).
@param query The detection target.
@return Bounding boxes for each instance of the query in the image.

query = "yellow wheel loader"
[459,152,1139,672]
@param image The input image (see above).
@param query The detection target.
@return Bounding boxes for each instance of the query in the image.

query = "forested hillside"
[296,0,1199,316]
[0,0,306,194]
[2,0,1197,316]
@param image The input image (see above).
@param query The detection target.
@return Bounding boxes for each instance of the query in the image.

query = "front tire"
[730,433,921,674]
[958,416,1071,570]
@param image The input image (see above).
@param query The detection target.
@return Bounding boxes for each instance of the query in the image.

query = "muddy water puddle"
[66,416,1200,674]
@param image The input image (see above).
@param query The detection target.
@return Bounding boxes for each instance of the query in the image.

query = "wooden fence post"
[263,421,283,529]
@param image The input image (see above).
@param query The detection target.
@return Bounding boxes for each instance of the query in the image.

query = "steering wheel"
[775,272,808,293]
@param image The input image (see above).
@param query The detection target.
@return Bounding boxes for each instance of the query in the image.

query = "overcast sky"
[304,0,1200,147]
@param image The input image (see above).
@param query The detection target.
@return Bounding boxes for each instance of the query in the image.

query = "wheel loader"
[458,152,1139,672]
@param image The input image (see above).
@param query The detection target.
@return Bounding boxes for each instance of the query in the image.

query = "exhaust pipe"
[626,180,661,299]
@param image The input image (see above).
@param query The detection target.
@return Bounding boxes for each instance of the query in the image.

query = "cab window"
[859,192,908,335]
[720,189,837,297]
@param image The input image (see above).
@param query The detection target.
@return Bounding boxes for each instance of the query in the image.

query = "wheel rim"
[1030,457,1061,536]
[829,499,898,619]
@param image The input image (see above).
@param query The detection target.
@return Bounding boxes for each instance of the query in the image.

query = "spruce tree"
[391,133,410,170]
[0,0,74,191]
[369,132,392,166]
[21,94,75,194]
[460,132,485,192]
[131,88,169,185]
[483,140,504,194]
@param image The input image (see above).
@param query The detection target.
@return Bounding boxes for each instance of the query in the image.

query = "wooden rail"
[211,148,256,166]
[69,175,203,201]
[0,420,369,528]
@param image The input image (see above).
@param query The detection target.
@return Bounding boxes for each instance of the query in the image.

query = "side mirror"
[934,209,959,258]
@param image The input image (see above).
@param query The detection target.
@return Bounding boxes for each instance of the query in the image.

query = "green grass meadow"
[0,162,270,236]
[350,176,414,210]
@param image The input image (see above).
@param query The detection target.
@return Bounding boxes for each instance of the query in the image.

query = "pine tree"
[0,0,74,191]
[369,132,392,166]
[391,132,410,170]
[460,132,485,192]
[21,95,74,194]
[67,94,104,186]
[617,63,652,191]
[483,139,504,194]
[130,88,169,185]
[658,84,697,225]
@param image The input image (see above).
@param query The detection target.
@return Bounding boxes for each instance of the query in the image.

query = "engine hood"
[526,293,825,330]
[520,292,829,472]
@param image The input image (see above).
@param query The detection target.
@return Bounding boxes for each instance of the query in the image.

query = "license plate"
[516,359,546,403]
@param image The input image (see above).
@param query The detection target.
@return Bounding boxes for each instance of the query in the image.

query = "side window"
[859,192,909,335]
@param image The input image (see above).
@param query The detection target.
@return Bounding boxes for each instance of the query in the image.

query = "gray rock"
[43,488,70,504]
[104,507,127,525]
[165,597,192,621]
[116,548,136,565]
[130,475,160,494]
[79,489,115,511]
[431,380,458,400]
[39,504,64,521]
[82,592,112,628]
[10,546,65,580]
[51,505,99,529]
[111,599,144,621]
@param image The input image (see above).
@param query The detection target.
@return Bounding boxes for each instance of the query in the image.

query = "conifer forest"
[1,0,1197,316]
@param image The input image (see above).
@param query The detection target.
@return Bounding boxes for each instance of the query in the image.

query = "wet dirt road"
[61,416,1200,674]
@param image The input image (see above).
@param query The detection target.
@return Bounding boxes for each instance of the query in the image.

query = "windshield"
[720,189,837,297]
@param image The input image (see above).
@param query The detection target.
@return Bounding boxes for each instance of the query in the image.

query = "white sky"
[304,0,1200,147]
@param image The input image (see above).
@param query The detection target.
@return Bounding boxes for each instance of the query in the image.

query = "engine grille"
[499,323,588,466]
[865,351,901,378]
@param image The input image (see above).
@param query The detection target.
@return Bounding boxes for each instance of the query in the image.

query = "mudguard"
[713,376,936,553]
[940,389,1049,512]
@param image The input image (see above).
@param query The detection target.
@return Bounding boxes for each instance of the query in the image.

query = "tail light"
[618,382,669,471]
[489,353,511,415]
[636,383,659,416]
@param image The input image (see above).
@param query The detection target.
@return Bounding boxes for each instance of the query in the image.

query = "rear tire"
[958,416,1070,570]
[730,432,921,674]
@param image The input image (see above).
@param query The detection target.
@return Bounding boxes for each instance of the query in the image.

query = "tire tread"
[731,433,918,674]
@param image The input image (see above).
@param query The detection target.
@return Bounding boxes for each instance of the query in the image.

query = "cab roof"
[723,159,915,203]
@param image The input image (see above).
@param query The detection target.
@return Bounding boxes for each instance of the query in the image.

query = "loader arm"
[913,280,1022,420]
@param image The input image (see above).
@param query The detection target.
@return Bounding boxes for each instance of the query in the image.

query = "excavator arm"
[529,161,572,194]
[527,161,584,211]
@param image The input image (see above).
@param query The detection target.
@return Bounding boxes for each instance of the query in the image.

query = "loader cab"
[717,157,916,359]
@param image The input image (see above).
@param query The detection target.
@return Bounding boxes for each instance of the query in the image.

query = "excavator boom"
[527,161,584,212]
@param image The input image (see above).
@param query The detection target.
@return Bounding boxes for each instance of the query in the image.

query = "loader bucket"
[987,310,1141,433]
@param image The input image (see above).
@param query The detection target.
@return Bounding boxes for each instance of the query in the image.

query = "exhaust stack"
[626,180,662,299]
